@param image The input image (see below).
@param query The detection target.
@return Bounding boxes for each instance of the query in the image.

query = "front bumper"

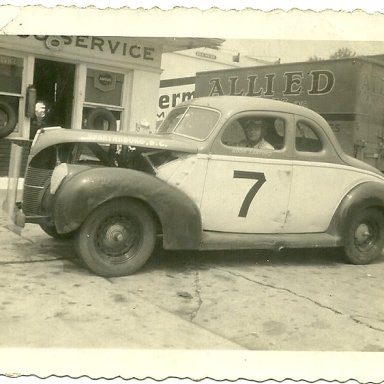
[1,200,25,235]
[14,201,25,227]
[3,200,50,234]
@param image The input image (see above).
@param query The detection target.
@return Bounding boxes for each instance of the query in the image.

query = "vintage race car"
[15,96,384,276]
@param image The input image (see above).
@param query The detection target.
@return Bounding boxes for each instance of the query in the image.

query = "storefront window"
[0,54,24,136]
[0,54,23,94]
[85,69,124,106]
[83,68,124,131]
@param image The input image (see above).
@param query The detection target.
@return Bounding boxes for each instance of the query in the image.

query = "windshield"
[157,106,220,141]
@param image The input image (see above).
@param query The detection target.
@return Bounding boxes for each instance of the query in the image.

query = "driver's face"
[244,124,263,142]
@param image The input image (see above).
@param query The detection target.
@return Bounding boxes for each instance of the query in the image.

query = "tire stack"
[0,100,17,138]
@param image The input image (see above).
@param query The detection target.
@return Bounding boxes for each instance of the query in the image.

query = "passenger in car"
[240,119,274,150]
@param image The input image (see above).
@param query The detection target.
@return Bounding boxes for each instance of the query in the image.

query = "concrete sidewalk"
[0,190,243,349]
[2,188,384,353]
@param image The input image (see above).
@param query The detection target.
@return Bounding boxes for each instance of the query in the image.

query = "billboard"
[195,58,369,115]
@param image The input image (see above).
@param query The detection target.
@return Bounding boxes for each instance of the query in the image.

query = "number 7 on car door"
[200,155,292,233]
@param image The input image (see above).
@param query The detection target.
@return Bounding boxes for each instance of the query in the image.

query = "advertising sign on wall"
[0,35,162,69]
[195,59,366,114]
[157,76,195,122]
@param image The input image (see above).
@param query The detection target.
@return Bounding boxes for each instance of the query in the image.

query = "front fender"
[328,181,384,242]
[53,167,202,249]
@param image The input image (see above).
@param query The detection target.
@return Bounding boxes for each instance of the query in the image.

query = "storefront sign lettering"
[0,54,23,67]
[45,36,64,51]
[94,72,117,92]
[81,134,169,148]
[98,73,113,86]
[208,69,335,97]
[159,91,194,109]
[18,35,156,61]
[196,51,217,60]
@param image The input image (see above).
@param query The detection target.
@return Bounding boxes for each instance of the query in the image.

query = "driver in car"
[241,119,274,150]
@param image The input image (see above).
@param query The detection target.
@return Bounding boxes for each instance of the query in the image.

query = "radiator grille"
[23,167,53,216]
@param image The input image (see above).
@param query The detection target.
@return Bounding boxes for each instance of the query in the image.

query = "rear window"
[295,121,323,152]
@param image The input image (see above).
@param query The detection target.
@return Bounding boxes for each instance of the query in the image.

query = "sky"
[220,39,384,64]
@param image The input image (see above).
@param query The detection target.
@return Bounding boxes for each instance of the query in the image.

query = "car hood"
[30,127,199,156]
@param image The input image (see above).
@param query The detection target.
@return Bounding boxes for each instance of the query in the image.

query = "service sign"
[0,35,161,69]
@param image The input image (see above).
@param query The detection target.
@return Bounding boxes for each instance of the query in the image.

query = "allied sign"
[195,59,368,114]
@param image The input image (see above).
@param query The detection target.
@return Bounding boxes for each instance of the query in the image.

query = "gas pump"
[2,58,76,232]
[2,85,38,232]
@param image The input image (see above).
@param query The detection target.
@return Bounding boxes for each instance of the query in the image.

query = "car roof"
[180,95,340,147]
[181,96,319,119]
[181,96,381,175]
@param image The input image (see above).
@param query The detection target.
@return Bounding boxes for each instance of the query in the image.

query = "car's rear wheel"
[344,207,384,265]
[74,199,156,277]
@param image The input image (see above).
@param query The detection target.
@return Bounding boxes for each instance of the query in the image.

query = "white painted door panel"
[200,155,292,233]
[285,161,381,233]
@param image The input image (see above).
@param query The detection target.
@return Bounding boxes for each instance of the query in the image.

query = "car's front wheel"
[39,223,75,240]
[74,199,157,277]
[344,207,384,265]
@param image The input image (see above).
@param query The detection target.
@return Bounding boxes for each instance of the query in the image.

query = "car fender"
[328,181,384,242]
[53,167,202,249]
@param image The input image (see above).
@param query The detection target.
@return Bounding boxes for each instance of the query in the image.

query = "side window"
[83,68,125,131]
[221,116,286,151]
[295,121,322,152]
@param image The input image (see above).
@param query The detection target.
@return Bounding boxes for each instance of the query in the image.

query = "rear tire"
[75,199,156,277]
[344,207,384,265]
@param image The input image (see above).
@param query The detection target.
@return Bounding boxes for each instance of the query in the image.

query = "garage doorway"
[30,59,76,137]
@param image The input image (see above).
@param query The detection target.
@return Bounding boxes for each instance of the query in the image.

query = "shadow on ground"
[139,245,352,274]
[11,231,384,277]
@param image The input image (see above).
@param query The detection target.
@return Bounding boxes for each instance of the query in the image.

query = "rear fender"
[53,167,202,249]
[328,181,384,242]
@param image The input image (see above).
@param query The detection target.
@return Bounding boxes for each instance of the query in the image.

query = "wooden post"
[2,141,24,234]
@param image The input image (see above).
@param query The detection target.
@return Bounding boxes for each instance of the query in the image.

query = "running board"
[200,231,342,251]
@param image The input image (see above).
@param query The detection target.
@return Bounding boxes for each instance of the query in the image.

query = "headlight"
[50,163,69,194]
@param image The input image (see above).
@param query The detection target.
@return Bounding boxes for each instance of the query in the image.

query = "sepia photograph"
[1,3,384,383]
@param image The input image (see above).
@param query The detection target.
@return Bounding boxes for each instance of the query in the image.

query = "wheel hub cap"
[107,224,127,242]
[97,217,139,257]
[354,222,374,250]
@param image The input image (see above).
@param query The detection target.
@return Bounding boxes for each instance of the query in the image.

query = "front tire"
[39,223,75,240]
[74,199,157,277]
[344,207,384,265]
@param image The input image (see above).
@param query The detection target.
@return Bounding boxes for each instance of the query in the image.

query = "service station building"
[0,35,221,177]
